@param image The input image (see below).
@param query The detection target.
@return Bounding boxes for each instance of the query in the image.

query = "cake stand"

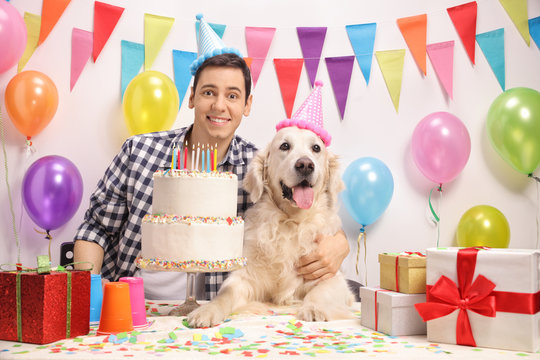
[169,271,200,316]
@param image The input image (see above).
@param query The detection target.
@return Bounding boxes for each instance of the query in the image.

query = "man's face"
[189,66,252,143]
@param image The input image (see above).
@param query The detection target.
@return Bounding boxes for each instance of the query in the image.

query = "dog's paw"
[187,303,226,328]
[296,304,330,322]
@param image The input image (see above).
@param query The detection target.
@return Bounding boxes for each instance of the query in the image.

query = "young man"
[74,19,349,300]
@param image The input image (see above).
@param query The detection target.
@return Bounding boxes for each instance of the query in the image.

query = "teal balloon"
[487,87,540,174]
[341,157,394,226]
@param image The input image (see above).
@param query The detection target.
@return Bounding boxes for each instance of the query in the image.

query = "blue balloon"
[341,157,394,226]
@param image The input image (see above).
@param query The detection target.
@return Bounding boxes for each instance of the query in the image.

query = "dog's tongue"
[292,186,314,209]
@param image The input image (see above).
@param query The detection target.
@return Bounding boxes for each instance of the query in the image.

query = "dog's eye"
[279,142,290,151]
[312,144,321,153]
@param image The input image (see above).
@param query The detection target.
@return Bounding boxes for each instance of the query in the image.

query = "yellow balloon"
[122,71,179,135]
[456,205,510,248]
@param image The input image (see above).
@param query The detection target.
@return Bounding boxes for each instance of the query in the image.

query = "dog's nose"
[295,157,314,176]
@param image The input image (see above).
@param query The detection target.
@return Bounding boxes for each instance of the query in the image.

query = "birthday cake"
[136,169,246,272]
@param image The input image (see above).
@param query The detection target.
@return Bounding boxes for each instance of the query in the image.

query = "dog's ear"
[243,149,268,203]
[326,152,344,207]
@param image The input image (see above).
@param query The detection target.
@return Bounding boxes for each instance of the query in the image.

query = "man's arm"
[296,229,349,281]
[74,240,104,275]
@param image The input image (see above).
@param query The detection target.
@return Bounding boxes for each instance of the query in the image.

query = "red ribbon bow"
[414,248,496,347]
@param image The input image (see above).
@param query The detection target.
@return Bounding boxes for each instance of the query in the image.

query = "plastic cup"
[97,282,133,335]
[119,276,148,328]
[89,274,103,324]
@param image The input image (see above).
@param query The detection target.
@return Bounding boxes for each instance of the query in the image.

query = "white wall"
[1,0,539,286]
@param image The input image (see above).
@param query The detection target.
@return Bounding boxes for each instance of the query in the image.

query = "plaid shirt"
[74,125,257,299]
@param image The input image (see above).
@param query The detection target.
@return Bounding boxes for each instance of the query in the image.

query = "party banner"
[17,12,41,72]
[246,27,276,87]
[297,27,327,87]
[397,14,427,75]
[144,13,174,71]
[325,56,355,120]
[476,28,505,91]
[447,1,477,65]
[427,41,454,99]
[196,22,226,41]
[93,1,124,62]
[274,58,304,118]
[375,49,406,113]
[38,0,72,45]
[71,28,93,91]
[172,50,197,108]
[530,17,540,49]
[244,57,253,69]
[498,0,529,46]
[346,23,377,85]
[121,40,144,98]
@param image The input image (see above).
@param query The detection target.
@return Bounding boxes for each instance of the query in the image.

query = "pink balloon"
[0,1,27,74]
[412,112,471,184]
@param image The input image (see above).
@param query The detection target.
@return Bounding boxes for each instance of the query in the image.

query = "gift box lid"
[360,286,426,307]
[379,252,426,268]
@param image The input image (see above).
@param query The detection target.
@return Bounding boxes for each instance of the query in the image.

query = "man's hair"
[192,53,252,104]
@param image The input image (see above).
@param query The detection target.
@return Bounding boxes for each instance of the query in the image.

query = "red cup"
[97,282,133,335]
[119,277,148,328]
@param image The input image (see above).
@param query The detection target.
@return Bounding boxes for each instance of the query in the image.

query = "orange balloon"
[5,71,59,139]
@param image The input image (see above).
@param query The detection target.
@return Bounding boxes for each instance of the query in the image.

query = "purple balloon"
[22,155,83,231]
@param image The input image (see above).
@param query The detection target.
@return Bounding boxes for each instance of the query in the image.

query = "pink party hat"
[190,14,242,75]
[276,80,331,146]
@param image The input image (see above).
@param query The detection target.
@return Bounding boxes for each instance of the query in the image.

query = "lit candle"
[184,141,188,170]
[210,146,214,171]
[171,145,175,170]
[191,144,195,170]
[214,143,218,171]
[195,143,200,171]
[201,144,205,173]
[206,144,210,172]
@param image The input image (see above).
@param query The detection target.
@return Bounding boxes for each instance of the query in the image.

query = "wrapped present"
[379,252,426,294]
[415,247,540,353]
[0,268,91,344]
[360,286,426,336]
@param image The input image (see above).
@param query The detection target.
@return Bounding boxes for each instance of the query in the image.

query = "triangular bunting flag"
[172,50,197,108]
[297,27,327,87]
[476,28,505,91]
[71,28,93,91]
[246,27,276,88]
[244,57,253,69]
[196,22,226,42]
[38,0,71,45]
[498,0,529,46]
[427,41,454,99]
[93,1,124,62]
[18,12,41,72]
[274,58,304,118]
[397,14,427,75]
[325,56,355,120]
[144,13,174,70]
[346,23,376,85]
[121,40,144,98]
[375,49,406,113]
[530,17,540,49]
[447,1,477,65]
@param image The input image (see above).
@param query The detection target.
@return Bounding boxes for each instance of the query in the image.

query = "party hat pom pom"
[314,80,323,87]
[196,13,203,20]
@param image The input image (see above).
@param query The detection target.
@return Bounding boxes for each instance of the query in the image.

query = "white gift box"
[360,286,426,336]
[416,247,540,353]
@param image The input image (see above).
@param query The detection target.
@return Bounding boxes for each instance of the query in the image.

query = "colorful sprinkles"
[155,169,236,179]
[136,256,247,272]
[142,214,244,225]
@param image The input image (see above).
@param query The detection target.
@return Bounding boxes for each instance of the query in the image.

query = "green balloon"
[456,205,510,248]
[487,87,540,175]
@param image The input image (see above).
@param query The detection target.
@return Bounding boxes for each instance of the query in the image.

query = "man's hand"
[296,230,349,281]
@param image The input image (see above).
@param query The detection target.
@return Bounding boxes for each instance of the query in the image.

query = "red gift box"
[0,270,90,344]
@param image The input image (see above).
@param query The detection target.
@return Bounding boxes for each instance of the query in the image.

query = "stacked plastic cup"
[119,277,148,328]
[89,274,103,324]
[97,282,134,335]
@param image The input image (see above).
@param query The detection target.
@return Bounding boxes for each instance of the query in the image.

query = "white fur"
[187,127,354,327]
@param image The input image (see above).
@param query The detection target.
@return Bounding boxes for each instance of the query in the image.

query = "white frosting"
[138,170,245,272]
[152,170,238,217]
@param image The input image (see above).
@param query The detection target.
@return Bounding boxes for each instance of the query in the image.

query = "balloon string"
[363,228,367,287]
[536,178,539,249]
[355,226,368,286]
[34,229,53,261]
[529,173,540,183]
[428,185,443,247]
[0,107,21,264]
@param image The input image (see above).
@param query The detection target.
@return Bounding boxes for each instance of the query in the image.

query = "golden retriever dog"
[187,126,355,327]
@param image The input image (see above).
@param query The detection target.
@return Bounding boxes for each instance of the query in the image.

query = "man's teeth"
[209,117,227,123]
